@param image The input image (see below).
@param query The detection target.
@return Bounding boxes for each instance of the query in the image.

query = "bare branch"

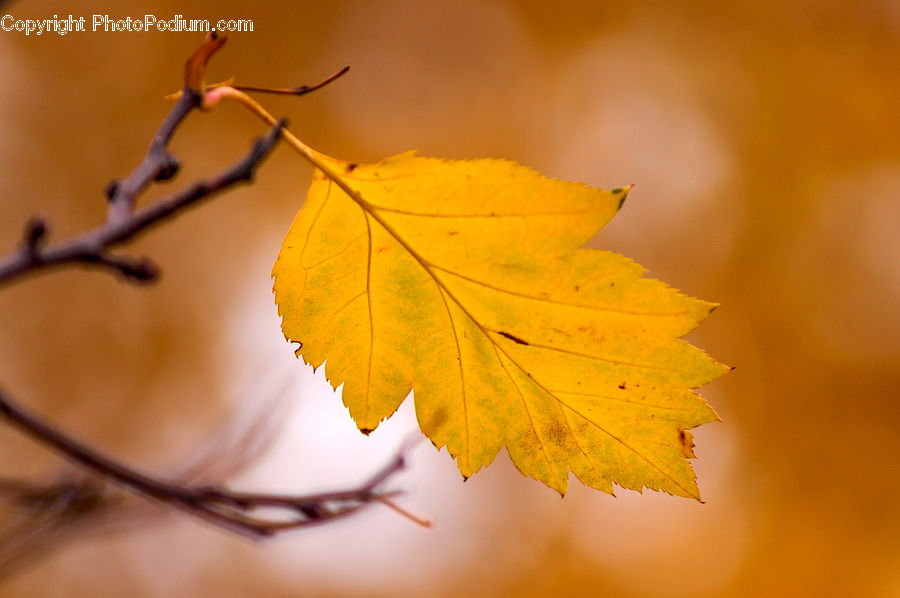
[0,32,421,578]
[0,118,284,287]
[0,32,288,288]
[0,385,415,543]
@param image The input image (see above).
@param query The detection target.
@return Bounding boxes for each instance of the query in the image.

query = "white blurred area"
[547,32,740,270]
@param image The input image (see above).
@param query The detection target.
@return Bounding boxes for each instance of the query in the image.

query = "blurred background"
[0,0,898,596]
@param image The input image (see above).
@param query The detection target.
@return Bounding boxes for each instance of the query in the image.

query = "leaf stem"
[200,86,379,212]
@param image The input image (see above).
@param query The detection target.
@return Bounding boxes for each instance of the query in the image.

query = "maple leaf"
[272,150,728,498]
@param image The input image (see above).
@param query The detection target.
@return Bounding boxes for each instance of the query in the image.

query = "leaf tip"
[688,480,705,502]
[680,484,703,502]
[611,184,635,210]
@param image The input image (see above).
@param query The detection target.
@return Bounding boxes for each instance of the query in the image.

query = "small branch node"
[153,153,181,182]
[86,254,160,284]
[22,217,49,255]
[104,180,120,202]
[122,256,160,283]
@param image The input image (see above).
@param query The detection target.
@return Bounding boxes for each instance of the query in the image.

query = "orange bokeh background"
[1,1,898,596]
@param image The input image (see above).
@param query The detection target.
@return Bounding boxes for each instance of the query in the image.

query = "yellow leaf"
[273,151,729,498]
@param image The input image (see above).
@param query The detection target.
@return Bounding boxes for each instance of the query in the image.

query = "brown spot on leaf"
[448,231,459,236]
[498,331,529,345]
[425,406,449,433]
[677,429,696,458]
[618,382,626,390]
[360,428,374,436]
[346,162,358,173]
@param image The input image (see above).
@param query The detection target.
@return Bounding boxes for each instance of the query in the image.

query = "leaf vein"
[374,206,605,219]
[434,266,692,318]
[485,334,696,496]
[438,288,470,468]
[296,180,331,266]
[558,401,695,497]
[492,343,564,491]
[319,290,368,333]
[489,329,682,373]
[302,232,367,271]
[550,390,693,414]
[364,213,375,425]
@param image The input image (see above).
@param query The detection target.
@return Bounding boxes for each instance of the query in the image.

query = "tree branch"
[0,32,281,288]
[0,109,284,288]
[0,386,413,539]
[0,32,422,572]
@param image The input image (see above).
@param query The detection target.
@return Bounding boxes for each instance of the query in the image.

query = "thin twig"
[231,65,350,96]
[104,86,200,223]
